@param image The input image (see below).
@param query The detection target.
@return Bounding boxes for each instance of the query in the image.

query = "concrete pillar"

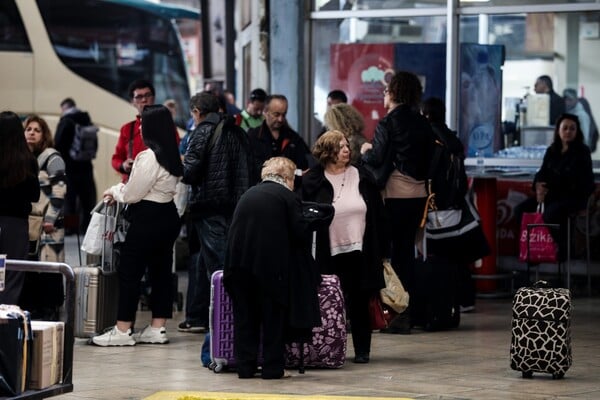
[269,0,304,135]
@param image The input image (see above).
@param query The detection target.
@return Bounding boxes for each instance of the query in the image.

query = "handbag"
[424,191,491,264]
[380,260,409,314]
[28,184,50,256]
[518,203,558,263]
[81,201,117,256]
[369,295,397,330]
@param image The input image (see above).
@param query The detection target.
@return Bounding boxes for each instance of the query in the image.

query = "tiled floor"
[52,239,600,400]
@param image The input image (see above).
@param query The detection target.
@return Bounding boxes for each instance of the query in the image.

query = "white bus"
[1,0,199,193]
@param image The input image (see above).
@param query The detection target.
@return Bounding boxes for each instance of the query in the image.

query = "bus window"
[0,0,31,52]
[36,0,190,124]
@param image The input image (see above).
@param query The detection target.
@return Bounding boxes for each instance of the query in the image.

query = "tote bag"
[81,201,116,256]
[518,203,558,264]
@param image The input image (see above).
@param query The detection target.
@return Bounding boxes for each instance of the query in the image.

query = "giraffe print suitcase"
[510,283,572,379]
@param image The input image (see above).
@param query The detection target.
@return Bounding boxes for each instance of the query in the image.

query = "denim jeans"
[186,213,231,326]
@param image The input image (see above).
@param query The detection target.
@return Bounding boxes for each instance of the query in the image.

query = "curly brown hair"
[387,70,423,107]
[312,130,347,167]
[324,103,364,138]
[23,114,54,154]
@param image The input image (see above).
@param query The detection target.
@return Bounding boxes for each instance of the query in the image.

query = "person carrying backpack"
[54,97,98,234]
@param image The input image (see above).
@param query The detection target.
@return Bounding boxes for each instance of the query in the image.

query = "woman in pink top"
[302,130,388,364]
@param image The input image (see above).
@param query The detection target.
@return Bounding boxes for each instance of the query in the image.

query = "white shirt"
[107,149,178,204]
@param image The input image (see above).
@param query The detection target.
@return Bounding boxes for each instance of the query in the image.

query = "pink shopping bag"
[518,204,558,263]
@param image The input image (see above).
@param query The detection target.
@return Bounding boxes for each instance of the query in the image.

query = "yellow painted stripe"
[145,392,413,400]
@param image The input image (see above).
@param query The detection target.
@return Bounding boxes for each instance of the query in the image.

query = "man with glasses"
[247,94,312,186]
[240,88,267,131]
[111,79,180,182]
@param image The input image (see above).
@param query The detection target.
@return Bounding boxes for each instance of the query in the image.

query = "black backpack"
[69,122,99,161]
[428,125,468,210]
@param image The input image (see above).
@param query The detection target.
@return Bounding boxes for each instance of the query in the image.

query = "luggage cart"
[4,260,75,399]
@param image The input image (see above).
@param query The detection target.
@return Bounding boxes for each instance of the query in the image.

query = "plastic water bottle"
[475,151,485,174]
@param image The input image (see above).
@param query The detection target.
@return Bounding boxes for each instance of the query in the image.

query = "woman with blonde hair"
[20,114,67,320]
[303,130,387,363]
[224,157,324,379]
[324,103,367,164]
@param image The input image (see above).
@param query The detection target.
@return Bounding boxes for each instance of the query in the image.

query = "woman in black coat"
[516,113,595,259]
[302,130,387,364]
[224,157,323,379]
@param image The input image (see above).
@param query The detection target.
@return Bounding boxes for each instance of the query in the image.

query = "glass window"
[0,0,31,52]
[311,15,445,144]
[459,0,595,7]
[460,11,600,159]
[36,0,190,123]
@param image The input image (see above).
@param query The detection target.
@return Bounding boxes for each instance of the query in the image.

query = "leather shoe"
[353,354,370,363]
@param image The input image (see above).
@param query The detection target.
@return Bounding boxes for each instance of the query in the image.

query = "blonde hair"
[324,103,365,138]
[261,156,296,181]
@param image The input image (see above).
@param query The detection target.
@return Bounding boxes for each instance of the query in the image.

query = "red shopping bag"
[518,204,558,263]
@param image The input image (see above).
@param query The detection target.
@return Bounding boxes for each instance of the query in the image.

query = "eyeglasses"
[133,93,154,101]
[383,87,389,95]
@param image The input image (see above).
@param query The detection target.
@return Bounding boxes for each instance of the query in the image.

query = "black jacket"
[363,104,435,182]
[54,109,94,173]
[247,122,312,184]
[534,141,594,211]
[224,181,321,338]
[302,164,387,292]
[183,113,254,217]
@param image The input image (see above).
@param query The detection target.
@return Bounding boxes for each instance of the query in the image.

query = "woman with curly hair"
[303,130,387,363]
[360,71,435,333]
[324,103,367,164]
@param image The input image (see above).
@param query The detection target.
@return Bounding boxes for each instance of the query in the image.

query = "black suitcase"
[411,255,460,331]
[510,282,572,379]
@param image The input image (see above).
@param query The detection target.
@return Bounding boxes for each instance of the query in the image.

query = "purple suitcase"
[208,272,347,372]
[285,274,347,369]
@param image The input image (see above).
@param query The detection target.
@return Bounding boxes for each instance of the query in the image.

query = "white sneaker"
[133,325,169,344]
[92,326,135,347]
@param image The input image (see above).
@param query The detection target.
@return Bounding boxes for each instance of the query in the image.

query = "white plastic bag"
[81,202,116,255]
[380,260,410,314]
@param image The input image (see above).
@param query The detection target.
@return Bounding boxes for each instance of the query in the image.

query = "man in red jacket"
[112,79,180,182]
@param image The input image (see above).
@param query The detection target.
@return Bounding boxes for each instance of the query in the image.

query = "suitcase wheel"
[522,371,533,379]
[552,373,564,380]
[213,363,223,373]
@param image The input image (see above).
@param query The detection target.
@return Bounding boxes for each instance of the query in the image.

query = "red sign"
[330,44,395,140]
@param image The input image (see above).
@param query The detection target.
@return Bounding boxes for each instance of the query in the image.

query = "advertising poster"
[459,44,505,157]
[394,43,446,102]
[330,43,395,140]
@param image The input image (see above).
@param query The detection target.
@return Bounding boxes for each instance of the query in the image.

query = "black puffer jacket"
[183,112,254,217]
[363,104,435,181]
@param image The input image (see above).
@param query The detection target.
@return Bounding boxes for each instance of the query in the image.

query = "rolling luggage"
[411,255,460,331]
[73,267,118,338]
[285,274,346,369]
[510,282,572,379]
[75,203,119,338]
[0,305,32,397]
[208,271,346,373]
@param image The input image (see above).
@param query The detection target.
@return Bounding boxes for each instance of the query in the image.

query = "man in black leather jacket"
[182,91,254,329]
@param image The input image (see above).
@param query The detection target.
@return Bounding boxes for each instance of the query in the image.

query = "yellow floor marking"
[145,392,413,400]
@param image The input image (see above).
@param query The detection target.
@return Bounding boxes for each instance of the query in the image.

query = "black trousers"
[117,200,180,322]
[385,197,427,295]
[0,216,28,304]
[330,251,372,356]
[64,170,97,233]
[229,273,286,379]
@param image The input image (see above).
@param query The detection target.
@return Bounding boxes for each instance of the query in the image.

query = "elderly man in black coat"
[224,157,332,380]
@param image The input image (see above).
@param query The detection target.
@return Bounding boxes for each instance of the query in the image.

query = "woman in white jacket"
[93,105,183,347]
